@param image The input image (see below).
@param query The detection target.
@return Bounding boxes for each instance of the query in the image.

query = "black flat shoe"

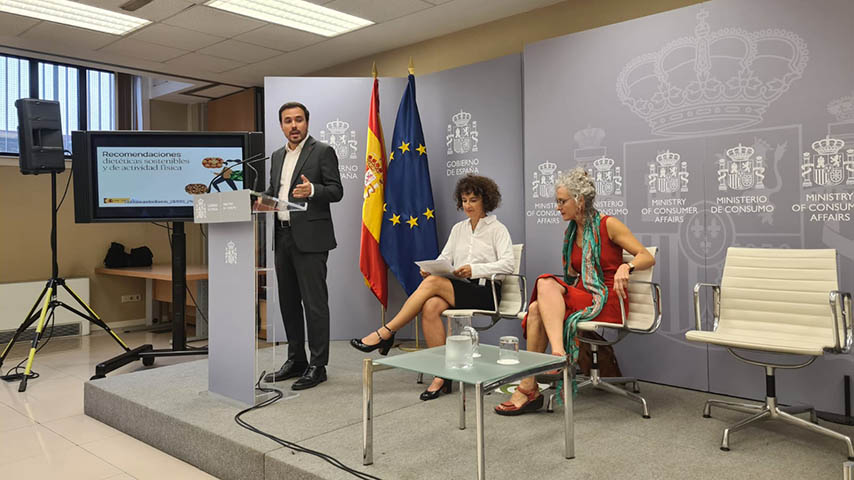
[291,365,326,390]
[350,326,395,355]
[420,377,453,401]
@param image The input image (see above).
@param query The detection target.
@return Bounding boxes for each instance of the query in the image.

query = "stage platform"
[84,342,853,479]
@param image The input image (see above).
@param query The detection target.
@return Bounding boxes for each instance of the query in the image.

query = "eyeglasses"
[555,198,570,207]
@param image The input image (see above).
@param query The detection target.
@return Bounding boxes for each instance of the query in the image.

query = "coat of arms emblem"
[648,150,688,194]
[225,241,238,265]
[801,136,854,188]
[320,119,357,160]
[717,144,765,191]
[446,110,478,155]
[588,156,622,196]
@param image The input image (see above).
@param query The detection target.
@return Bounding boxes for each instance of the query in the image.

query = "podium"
[193,189,304,405]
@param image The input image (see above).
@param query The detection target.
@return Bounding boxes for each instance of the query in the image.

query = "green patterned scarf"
[559,212,608,395]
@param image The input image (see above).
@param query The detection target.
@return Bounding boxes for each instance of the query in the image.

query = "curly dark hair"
[454,174,501,213]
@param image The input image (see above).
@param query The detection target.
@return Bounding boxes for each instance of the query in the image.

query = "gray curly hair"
[555,167,598,222]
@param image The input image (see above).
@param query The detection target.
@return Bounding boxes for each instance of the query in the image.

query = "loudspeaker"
[15,99,66,175]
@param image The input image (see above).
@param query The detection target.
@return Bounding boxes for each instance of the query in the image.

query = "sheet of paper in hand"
[414,258,455,278]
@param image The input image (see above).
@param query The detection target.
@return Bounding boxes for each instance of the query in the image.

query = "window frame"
[1,51,116,157]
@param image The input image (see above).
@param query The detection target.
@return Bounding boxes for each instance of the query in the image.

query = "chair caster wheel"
[720,447,730,452]
[642,415,650,419]
[142,357,155,366]
[703,414,711,418]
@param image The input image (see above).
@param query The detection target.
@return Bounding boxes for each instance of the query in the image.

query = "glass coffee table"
[361,344,573,479]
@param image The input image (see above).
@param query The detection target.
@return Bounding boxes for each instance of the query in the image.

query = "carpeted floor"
[84,341,854,479]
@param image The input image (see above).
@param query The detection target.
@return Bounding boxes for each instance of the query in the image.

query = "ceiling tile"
[99,38,188,63]
[191,84,244,98]
[163,5,266,38]
[324,0,432,23]
[77,0,194,22]
[130,23,223,51]
[233,24,323,52]
[0,12,40,37]
[198,39,282,63]
[165,52,245,73]
[19,23,117,51]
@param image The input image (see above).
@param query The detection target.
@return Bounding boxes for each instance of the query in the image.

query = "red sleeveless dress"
[522,216,627,336]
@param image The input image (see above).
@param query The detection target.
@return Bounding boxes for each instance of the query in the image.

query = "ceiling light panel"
[0,0,150,35]
[205,0,373,37]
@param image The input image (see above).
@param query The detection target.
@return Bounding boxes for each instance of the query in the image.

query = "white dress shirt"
[277,136,312,221]
[436,215,515,280]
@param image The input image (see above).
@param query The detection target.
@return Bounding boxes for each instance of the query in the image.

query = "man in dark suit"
[263,101,343,390]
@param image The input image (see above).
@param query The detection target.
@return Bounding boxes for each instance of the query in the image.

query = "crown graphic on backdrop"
[327,118,350,134]
[616,10,809,137]
[592,156,615,172]
[656,150,681,167]
[452,110,472,127]
[828,92,854,122]
[574,126,605,148]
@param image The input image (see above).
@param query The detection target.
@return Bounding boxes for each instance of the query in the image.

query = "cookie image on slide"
[202,157,223,168]
[185,183,207,194]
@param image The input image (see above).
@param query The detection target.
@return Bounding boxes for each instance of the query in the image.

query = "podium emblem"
[225,241,238,265]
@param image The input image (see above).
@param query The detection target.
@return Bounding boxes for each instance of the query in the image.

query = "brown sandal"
[494,385,544,416]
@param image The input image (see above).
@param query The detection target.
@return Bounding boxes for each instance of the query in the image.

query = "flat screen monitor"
[72,131,264,223]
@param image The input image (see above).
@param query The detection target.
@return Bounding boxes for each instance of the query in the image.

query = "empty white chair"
[686,247,853,459]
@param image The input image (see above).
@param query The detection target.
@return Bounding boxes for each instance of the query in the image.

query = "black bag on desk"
[130,246,153,267]
[104,242,130,268]
[104,243,153,268]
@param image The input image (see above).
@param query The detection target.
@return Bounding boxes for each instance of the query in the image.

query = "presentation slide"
[96,146,244,207]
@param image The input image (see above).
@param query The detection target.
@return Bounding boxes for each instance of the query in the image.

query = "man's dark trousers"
[274,223,329,367]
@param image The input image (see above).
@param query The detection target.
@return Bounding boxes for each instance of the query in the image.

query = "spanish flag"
[360,77,388,307]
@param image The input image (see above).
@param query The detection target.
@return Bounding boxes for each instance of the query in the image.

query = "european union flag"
[380,74,439,295]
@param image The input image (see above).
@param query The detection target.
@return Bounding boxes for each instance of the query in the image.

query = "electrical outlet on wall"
[121,294,142,303]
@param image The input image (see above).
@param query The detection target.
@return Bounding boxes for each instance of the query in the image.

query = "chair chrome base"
[545,367,650,418]
[704,392,854,459]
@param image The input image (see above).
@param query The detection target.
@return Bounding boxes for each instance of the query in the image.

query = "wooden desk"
[95,265,209,330]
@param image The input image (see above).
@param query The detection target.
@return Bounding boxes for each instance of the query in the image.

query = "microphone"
[206,152,268,193]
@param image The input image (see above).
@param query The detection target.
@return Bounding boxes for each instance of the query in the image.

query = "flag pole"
[408,57,414,75]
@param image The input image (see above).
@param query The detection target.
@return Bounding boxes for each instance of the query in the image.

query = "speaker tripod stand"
[0,172,132,392]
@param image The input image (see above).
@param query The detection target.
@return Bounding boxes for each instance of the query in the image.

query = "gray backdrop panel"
[417,54,525,345]
[523,0,854,412]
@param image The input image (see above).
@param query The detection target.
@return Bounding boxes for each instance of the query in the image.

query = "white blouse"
[435,215,515,280]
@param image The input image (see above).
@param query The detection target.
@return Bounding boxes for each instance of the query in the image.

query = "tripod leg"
[20,287,54,392]
[0,285,50,368]
[61,283,130,351]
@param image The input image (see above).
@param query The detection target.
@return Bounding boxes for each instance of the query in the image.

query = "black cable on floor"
[234,373,383,480]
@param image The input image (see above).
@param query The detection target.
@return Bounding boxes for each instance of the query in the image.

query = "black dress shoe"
[263,359,308,383]
[419,377,453,401]
[292,365,327,390]
[350,327,396,356]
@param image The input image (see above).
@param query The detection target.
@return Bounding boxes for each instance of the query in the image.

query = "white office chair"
[539,247,661,417]
[686,247,853,459]
[440,244,527,331]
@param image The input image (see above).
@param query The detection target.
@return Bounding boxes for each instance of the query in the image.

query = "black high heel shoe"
[420,377,453,401]
[349,326,396,355]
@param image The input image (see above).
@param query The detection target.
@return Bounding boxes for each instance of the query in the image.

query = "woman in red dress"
[495,167,654,415]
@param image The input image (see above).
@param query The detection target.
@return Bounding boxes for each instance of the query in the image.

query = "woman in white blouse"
[350,175,515,400]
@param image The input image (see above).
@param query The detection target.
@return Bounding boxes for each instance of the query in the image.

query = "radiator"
[0,278,91,343]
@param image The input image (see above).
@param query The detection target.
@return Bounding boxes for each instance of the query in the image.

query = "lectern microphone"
[206,152,268,193]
